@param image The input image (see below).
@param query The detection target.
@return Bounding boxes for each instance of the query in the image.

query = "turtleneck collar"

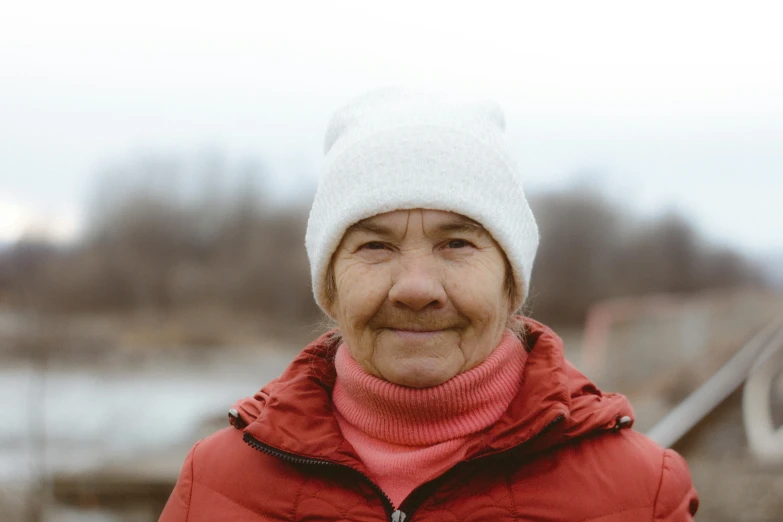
[332,329,528,447]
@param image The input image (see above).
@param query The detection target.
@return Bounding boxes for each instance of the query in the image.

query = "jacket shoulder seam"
[185,439,204,522]
[651,448,672,521]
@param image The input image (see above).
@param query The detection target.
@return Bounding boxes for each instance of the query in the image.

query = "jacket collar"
[234,318,634,471]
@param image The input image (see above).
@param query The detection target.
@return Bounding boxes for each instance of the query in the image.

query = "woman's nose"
[388,258,447,312]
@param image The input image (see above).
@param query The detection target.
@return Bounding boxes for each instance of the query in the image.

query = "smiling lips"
[387,328,449,339]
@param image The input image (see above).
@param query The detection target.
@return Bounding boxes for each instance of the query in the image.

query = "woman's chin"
[379,357,460,388]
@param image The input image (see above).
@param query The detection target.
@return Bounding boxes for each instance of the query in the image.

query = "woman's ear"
[322,264,339,319]
[324,296,339,322]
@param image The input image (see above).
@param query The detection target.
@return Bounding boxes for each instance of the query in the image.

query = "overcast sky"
[1,1,781,262]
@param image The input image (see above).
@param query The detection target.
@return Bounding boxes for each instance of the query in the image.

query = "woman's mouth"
[388,328,444,340]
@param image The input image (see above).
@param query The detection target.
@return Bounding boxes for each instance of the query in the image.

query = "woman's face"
[330,209,512,388]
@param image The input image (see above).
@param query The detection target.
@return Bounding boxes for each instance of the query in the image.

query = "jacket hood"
[230,318,634,470]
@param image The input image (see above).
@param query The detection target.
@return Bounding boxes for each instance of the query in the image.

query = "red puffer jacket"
[160,319,698,521]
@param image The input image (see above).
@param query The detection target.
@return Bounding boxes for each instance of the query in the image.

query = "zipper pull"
[391,510,407,522]
[611,415,632,432]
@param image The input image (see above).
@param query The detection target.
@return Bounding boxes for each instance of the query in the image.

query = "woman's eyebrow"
[434,218,486,234]
[346,221,396,237]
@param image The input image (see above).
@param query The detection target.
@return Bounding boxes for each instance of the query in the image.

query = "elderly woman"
[160,90,698,521]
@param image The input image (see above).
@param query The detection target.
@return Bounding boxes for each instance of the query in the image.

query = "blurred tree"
[528,187,624,324]
[527,186,765,326]
[0,161,766,328]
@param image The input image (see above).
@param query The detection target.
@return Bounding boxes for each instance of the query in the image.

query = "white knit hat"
[305,88,539,317]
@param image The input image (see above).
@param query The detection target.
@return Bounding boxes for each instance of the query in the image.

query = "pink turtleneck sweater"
[332,329,528,507]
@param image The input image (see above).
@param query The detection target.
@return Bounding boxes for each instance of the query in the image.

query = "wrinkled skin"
[329,209,512,388]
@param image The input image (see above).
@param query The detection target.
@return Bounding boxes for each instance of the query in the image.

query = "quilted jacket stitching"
[578,504,653,522]
[191,479,272,518]
[291,473,307,521]
[504,467,520,519]
[416,485,515,521]
[294,474,372,520]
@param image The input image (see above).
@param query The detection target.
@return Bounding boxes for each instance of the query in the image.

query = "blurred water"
[0,350,293,485]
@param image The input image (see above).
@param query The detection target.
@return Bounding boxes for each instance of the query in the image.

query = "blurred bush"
[527,187,764,324]
[0,155,319,325]
[0,156,766,327]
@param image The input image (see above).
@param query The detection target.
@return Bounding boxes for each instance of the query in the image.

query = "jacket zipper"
[243,432,398,520]
[243,413,565,521]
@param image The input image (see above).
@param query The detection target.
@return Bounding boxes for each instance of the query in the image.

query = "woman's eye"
[361,242,387,250]
[446,239,470,249]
